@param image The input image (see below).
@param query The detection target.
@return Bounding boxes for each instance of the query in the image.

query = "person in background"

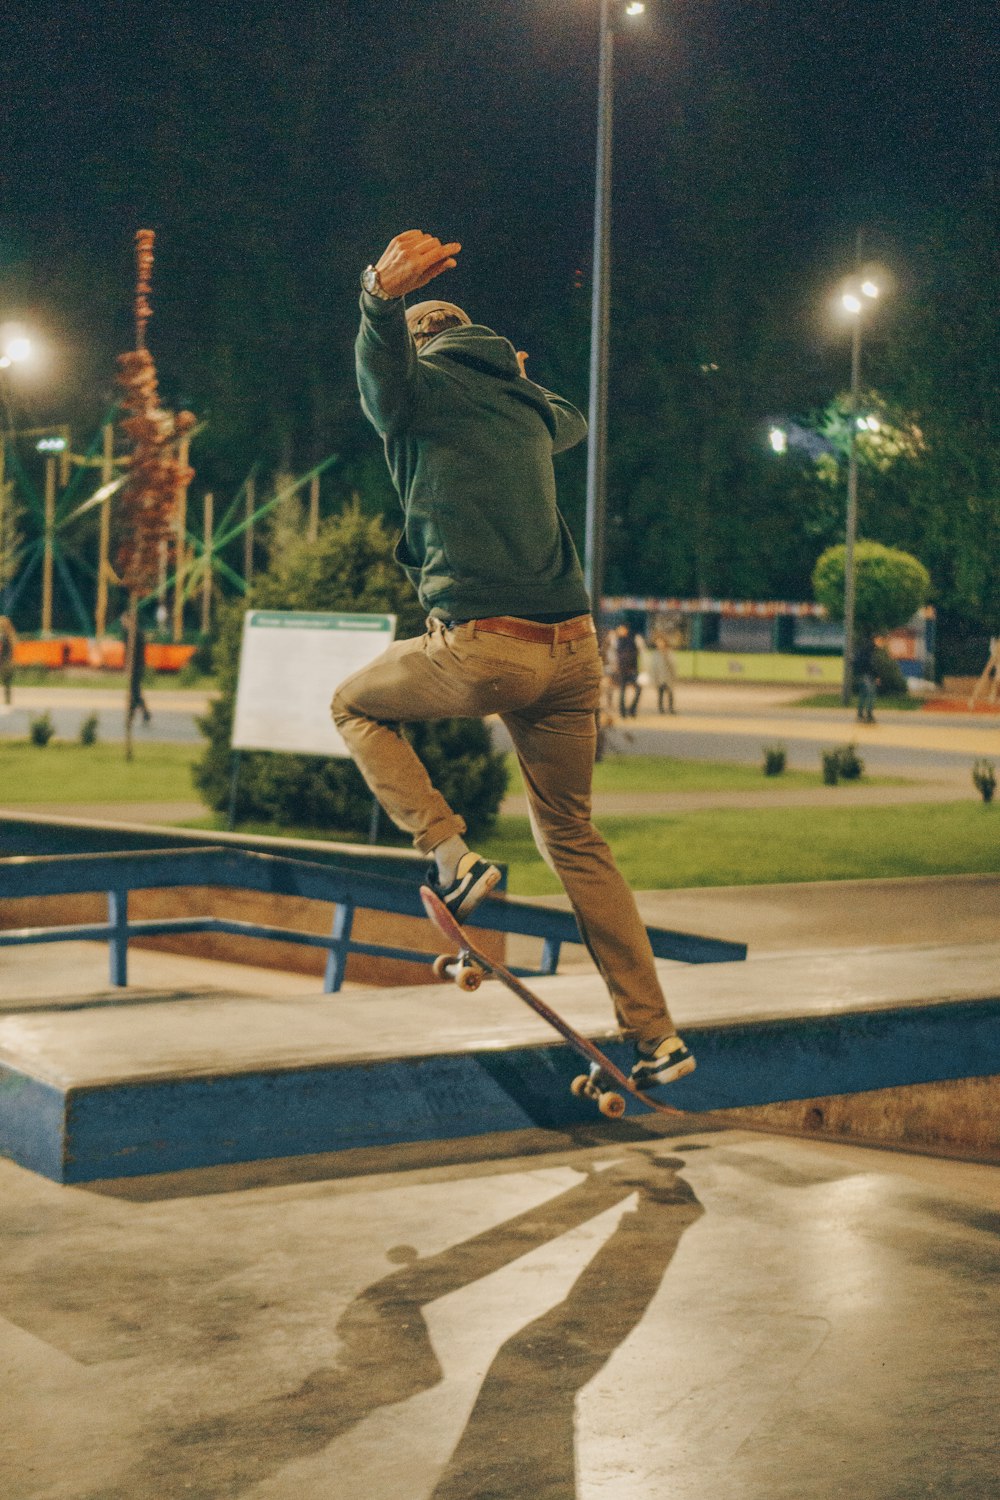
[0,616,18,705]
[600,628,618,717]
[614,624,642,718]
[853,636,879,724]
[646,630,678,715]
[122,612,152,727]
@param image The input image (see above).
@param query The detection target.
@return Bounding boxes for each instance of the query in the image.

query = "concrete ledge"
[1,942,998,1182]
[724,1074,1000,1163]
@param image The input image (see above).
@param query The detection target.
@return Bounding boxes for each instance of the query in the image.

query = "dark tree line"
[1,9,996,660]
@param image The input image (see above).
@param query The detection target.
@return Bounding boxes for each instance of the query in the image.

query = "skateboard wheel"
[598,1091,626,1119]
[571,1075,591,1098]
[455,964,483,992]
[432,954,453,981]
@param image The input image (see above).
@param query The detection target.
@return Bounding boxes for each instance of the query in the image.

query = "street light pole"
[584,0,614,618]
[841,310,862,706]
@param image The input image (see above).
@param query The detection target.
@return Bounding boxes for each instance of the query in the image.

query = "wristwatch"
[361,265,393,300]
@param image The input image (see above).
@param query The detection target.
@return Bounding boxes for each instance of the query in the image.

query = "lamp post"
[839,275,880,706]
[583,0,645,619]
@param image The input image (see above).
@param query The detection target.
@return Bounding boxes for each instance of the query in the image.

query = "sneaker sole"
[631,1055,697,1088]
[453,865,502,921]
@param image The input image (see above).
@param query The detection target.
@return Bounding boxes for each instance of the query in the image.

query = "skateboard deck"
[420,885,684,1118]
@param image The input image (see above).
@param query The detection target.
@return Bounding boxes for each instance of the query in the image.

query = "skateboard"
[420,885,684,1119]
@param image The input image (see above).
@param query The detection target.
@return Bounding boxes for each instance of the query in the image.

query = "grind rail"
[0,846,747,991]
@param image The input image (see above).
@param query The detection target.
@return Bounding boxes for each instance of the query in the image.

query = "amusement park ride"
[0,240,336,653]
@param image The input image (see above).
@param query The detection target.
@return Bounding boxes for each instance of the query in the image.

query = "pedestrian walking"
[331,229,695,1090]
[646,631,678,715]
[122,612,152,727]
[853,636,879,724]
[614,624,642,718]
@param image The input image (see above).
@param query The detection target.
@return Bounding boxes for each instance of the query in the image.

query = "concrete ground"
[2,1127,998,1500]
[3,689,998,1494]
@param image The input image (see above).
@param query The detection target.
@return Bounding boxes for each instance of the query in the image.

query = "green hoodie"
[356,292,591,621]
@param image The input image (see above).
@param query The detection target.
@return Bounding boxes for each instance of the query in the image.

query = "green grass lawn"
[6,741,993,898]
[0,741,201,802]
[510,753,827,794]
[186,797,999,896]
[485,801,1000,894]
[790,691,923,711]
[12,667,216,691]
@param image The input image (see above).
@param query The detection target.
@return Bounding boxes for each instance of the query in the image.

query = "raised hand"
[374,231,462,299]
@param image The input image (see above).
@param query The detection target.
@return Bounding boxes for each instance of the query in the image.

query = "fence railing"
[0,845,747,992]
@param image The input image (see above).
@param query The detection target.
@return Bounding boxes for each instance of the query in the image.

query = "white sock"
[434,834,470,885]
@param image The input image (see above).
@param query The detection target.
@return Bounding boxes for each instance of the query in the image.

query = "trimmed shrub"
[762,744,787,776]
[29,712,55,747]
[821,744,864,783]
[193,504,509,839]
[835,743,864,780]
[972,760,996,804]
[872,646,907,697]
[812,541,931,640]
[79,714,99,746]
[821,749,841,785]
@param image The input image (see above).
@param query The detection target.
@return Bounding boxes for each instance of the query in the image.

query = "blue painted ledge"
[1,997,998,1183]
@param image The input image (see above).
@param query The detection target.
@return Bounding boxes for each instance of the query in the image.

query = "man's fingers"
[412,256,458,289]
[411,240,461,272]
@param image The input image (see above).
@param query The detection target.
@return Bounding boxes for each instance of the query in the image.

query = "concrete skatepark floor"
[2,1126,997,1499]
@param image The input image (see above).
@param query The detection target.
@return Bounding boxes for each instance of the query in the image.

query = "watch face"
[362,267,379,294]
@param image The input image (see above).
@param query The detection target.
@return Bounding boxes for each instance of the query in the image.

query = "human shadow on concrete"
[88,1147,702,1500]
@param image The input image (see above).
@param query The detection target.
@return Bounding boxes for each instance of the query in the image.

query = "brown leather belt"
[472,614,595,644]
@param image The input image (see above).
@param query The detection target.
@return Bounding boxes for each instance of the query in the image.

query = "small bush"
[822,744,865,783]
[79,713,99,746]
[835,743,864,780]
[872,646,907,697]
[972,760,996,804]
[762,744,787,776]
[29,712,55,747]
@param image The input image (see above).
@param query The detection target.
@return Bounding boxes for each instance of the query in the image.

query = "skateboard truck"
[570,1064,627,1118]
[432,950,484,992]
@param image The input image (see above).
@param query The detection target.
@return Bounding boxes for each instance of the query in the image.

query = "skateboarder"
[332,230,694,1090]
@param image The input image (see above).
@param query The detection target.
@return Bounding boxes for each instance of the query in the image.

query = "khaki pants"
[331,617,675,1046]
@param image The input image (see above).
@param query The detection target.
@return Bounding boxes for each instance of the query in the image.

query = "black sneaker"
[630,1034,696,1089]
[426,852,502,921]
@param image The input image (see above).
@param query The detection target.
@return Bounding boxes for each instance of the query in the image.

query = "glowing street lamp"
[0,331,33,370]
[584,0,646,615]
[768,426,788,454]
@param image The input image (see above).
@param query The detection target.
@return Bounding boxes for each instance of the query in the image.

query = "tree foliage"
[194,503,509,838]
[812,540,931,638]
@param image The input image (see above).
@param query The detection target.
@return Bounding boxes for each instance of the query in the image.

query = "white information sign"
[231,610,397,757]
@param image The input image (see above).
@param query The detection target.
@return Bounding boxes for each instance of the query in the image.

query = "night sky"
[1,0,997,422]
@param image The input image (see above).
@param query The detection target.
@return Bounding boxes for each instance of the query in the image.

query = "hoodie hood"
[418,324,522,381]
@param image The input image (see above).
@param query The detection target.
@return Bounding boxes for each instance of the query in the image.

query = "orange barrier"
[922,697,1000,716]
[13,638,197,672]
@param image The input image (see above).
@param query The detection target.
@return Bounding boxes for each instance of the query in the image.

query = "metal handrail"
[0,845,747,992]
